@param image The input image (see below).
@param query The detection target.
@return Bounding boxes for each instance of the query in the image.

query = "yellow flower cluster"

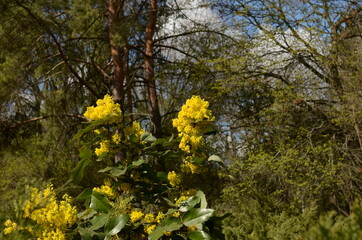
[3,219,17,235]
[174,189,197,206]
[21,185,77,240]
[156,212,165,223]
[143,212,165,235]
[40,229,67,240]
[187,225,197,232]
[84,95,122,123]
[143,212,165,224]
[167,171,181,187]
[112,133,122,144]
[93,180,117,199]
[172,96,214,153]
[182,160,199,174]
[144,213,156,223]
[95,140,110,156]
[124,121,145,142]
[144,224,156,234]
[130,210,144,222]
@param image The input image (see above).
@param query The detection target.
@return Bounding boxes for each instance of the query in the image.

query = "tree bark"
[108,0,125,105]
[144,0,162,137]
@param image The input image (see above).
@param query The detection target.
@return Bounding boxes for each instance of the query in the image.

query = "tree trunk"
[144,0,162,137]
[108,0,125,105]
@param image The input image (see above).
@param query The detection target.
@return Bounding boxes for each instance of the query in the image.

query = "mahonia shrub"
[3,94,226,239]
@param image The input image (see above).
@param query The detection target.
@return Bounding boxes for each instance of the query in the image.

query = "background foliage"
[0,0,362,239]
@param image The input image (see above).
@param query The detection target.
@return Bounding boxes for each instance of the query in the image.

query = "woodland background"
[1,0,362,239]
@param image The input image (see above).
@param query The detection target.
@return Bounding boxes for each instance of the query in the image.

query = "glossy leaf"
[70,158,91,184]
[207,155,223,163]
[148,226,164,240]
[78,228,95,240]
[105,214,129,236]
[195,191,207,209]
[110,166,127,177]
[182,209,214,226]
[89,214,109,231]
[179,196,200,212]
[187,231,211,240]
[160,217,183,231]
[90,191,112,213]
[77,188,92,200]
[141,132,157,142]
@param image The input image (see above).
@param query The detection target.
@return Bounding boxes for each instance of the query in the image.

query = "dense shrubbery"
[2,95,225,240]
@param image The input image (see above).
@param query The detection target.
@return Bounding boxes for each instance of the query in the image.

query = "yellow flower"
[182,160,199,174]
[3,219,17,235]
[172,96,214,153]
[174,189,198,206]
[41,229,66,240]
[112,133,122,144]
[167,171,181,187]
[93,181,117,199]
[144,213,156,223]
[175,195,189,206]
[164,231,172,236]
[124,121,145,142]
[187,225,197,232]
[84,95,122,123]
[130,210,144,222]
[156,212,165,223]
[172,211,180,218]
[21,184,77,239]
[144,224,156,234]
[95,140,110,156]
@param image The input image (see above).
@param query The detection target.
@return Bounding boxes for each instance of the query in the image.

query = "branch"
[155,29,237,43]
[5,114,88,128]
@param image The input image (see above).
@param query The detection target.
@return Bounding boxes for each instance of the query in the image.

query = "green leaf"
[195,191,207,209]
[89,214,109,231]
[129,134,138,143]
[130,159,145,167]
[77,188,92,200]
[162,197,176,207]
[150,138,167,147]
[77,209,97,220]
[187,231,211,240]
[70,158,91,184]
[179,196,201,212]
[105,214,129,236]
[110,166,127,177]
[98,166,113,173]
[157,172,168,182]
[72,118,111,141]
[78,228,95,240]
[182,209,214,226]
[141,132,157,142]
[193,157,204,164]
[148,226,164,240]
[104,235,111,240]
[165,208,178,215]
[160,217,183,231]
[90,191,112,213]
[207,155,223,163]
[80,147,93,160]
